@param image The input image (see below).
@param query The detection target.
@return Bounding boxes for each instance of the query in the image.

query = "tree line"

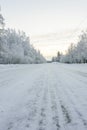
[0,9,46,64]
[52,31,87,63]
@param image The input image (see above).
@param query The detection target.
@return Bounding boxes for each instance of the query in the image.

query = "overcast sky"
[1,0,87,59]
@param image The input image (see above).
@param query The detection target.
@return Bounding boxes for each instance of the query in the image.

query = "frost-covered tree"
[53,31,87,64]
[0,8,46,64]
[0,14,4,28]
[60,31,87,63]
[75,31,87,63]
[56,51,62,62]
[0,29,46,64]
[0,9,5,63]
[0,7,46,64]
[64,43,75,63]
[52,51,62,62]
[0,8,4,35]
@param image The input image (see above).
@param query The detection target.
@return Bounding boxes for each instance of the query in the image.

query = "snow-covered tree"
[60,31,87,63]
[0,14,4,28]
[0,29,46,64]
[53,31,87,64]
[56,51,62,62]
[52,51,62,62]
[0,8,4,35]
[75,31,87,63]
[0,8,46,64]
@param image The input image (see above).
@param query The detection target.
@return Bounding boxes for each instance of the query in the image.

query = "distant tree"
[0,7,5,35]
[56,51,61,62]
[52,57,55,62]
[52,51,62,62]
[52,56,56,62]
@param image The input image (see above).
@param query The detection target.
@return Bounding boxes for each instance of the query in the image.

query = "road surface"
[0,63,87,130]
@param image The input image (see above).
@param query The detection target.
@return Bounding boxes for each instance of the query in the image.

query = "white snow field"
[0,63,87,130]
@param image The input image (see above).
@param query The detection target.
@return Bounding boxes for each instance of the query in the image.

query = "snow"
[53,31,87,64]
[0,63,87,130]
[0,29,46,64]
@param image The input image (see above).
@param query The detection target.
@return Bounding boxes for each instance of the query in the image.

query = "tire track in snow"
[54,84,71,129]
[38,86,48,130]
[1,64,87,130]
[58,70,87,127]
[50,88,60,130]
[55,77,87,130]
[47,69,72,130]
[6,75,46,130]
[33,72,54,130]
[25,73,49,130]
[63,85,87,128]
[52,68,87,130]
[60,101,71,124]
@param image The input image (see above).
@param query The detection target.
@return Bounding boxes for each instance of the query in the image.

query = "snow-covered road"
[0,63,87,130]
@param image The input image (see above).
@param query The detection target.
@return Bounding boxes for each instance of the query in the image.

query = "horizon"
[1,0,87,59]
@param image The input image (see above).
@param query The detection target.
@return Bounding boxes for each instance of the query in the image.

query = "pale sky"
[1,0,87,59]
